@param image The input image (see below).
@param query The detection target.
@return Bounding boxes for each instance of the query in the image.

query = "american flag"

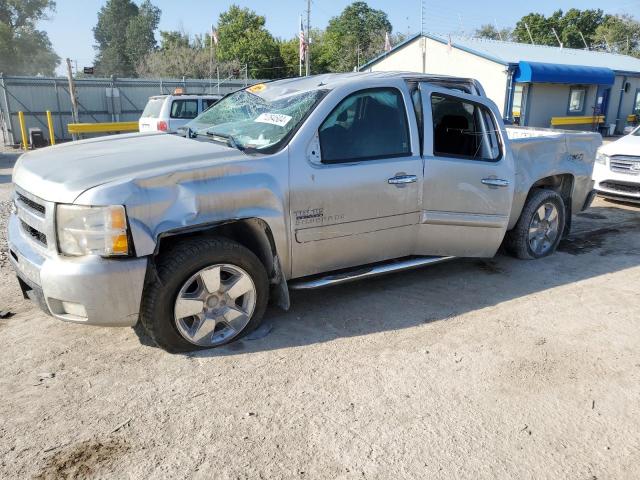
[384,32,392,52]
[211,25,219,46]
[299,16,306,63]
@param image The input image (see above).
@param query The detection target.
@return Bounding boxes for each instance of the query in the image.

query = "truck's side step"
[288,256,454,290]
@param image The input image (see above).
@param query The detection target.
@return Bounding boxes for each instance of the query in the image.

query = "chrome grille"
[610,155,640,175]
[16,192,46,215]
[20,220,48,246]
[14,188,53,251]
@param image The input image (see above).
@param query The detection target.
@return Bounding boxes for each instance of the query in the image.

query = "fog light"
[60,301,87,319]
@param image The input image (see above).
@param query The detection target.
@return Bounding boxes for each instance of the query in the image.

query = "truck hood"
[600,134,640,157]
[13,132,246,203]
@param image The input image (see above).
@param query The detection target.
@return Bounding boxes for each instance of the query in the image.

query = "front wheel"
[504,189,566,260]
[140,237,269,352]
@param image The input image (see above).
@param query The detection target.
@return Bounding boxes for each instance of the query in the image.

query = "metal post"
[0,73,14,145]
[18,111,28,150]
[66,58,80,140]
[46,110,55,145]
[305,0,311,76]
[53,79,64,140]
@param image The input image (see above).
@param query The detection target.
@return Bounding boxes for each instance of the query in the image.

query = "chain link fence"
[0,74,262,146]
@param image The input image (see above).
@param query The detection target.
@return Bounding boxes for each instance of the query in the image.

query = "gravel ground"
[1,149,640,479]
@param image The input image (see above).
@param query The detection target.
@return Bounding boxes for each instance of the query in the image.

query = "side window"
[202,99,218,111]
[431,94,501,162]
[319,88,411,164]
[170,99,198,119]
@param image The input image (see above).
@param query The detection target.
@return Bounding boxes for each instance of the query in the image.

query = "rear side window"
[202,99,218,110]
[141,98,164,118]
[170,99,199,119]
[431,94,501,161]
[319,87,410,164]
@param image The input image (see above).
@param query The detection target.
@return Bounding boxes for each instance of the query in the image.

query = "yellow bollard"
[46,110,55,146]
[18,111,28,151]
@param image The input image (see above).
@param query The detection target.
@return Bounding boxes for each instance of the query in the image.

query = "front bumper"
[8,213,148,327]
[592,161,640,203]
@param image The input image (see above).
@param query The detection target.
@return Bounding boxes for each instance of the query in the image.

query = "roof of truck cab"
[265,72,480,90]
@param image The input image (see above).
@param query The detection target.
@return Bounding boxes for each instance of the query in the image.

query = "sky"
[43,0,639,74]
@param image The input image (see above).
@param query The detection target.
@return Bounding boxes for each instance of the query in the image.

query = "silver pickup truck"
[8,72,600,352]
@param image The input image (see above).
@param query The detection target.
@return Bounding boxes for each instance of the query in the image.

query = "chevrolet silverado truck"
[8,73,600,352]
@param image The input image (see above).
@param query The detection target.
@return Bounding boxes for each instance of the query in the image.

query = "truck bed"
[504,126,601,227]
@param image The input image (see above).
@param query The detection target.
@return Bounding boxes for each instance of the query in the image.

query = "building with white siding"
[360,34,640,134]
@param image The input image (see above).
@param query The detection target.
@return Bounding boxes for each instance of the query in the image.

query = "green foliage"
[159,30,190,51]
[215,5,283,79]
[512,9,606,49]
[594,14,640,57]
[322,1,392,72]
[0,0,59,75]
[474,24,511,41]
[93,0,160,77]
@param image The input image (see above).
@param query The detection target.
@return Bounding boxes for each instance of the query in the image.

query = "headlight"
[596,152,609,165]
[56,204,130,257]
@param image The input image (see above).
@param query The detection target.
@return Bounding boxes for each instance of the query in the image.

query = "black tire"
[140,237,269,353]
[504,189,566,260]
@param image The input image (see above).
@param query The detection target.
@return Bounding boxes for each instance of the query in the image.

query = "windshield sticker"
[247,83,267,94]
[254,113,292,127]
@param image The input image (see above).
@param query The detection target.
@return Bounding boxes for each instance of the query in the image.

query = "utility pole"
[552,28,563,48]
[65,58,80,140]
[524,22,535,45]
[420,0,426,73]
[306,0,311,76]
[579,31,589,50]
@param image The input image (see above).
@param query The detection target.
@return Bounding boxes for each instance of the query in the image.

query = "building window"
[568,87,587,115]
[634,89,640,115]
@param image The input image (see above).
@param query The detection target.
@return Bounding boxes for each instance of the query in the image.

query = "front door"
[289,87,423,278]
[416,84,515,257]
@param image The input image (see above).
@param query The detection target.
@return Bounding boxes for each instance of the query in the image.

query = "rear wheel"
[140,237,269,352]
[504,189,566,260]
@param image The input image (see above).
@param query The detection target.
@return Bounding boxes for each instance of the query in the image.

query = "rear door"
[139,96,165,132]
[416,84,515,257]
[168,98,199,132]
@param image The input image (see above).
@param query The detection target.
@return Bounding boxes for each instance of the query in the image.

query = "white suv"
[593,128,640,203]
[139,94,222,133]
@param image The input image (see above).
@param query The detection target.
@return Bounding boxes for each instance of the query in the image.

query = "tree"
[512,9,606,49]
[137,31,241,79]
[215,5,283,79]
[0,0,60,75]
[93,0,160,77]
[512,12,561,46]
[594,14,640,56]
[322,1,393,72]
[558,8,604,49]
[474,24,511,41]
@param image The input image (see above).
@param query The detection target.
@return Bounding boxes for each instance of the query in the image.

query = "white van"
[139,93,223,133]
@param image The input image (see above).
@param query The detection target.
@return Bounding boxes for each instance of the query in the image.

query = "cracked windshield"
[187,84,325,151]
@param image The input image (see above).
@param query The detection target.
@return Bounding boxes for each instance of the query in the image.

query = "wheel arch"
[151,218,290,310]
[526,173,574,236]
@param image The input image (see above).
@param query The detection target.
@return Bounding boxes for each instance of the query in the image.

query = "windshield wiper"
[202,129,245,151]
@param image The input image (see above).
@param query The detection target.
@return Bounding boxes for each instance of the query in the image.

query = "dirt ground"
[1,147,640,479]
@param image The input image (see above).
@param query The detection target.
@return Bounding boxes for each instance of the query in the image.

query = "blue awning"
[514,61,615,85]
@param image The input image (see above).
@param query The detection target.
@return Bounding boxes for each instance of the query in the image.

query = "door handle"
[481,178,510,188]
[388,174,417,185]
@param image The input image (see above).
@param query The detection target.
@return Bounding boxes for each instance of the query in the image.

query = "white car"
[593,128,640,202]
[138,93,222,133]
